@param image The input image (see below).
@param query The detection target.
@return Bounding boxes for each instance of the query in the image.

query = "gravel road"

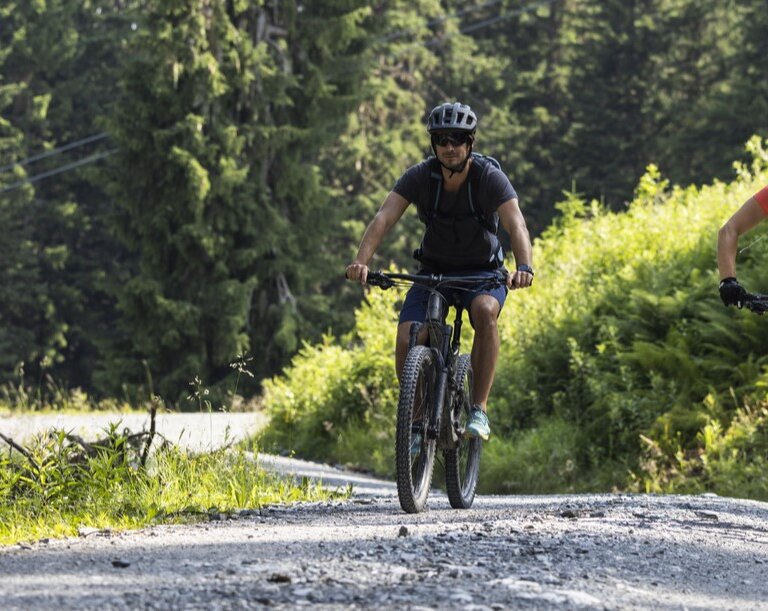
[0,411,268,453]
[2,414,768,609]
[2,491,767,609]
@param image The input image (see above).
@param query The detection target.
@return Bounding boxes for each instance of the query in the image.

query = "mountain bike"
[743,292,768,315]
[365,270,506,513]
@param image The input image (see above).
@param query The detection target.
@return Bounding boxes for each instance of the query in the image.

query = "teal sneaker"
[466,407,490,440]
[410,431,423,458]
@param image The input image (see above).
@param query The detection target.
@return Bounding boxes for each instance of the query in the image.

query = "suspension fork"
[407,321,423,351]
[451,306,464,357]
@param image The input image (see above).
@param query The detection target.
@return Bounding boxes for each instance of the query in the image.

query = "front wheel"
[444,353,482,509]
[396,345,437,513]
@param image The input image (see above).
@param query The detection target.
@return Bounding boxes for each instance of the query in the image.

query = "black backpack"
[413,152,506,269]
[417,152,503,234]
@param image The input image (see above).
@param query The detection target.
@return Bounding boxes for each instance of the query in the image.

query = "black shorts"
[398,270,508,324]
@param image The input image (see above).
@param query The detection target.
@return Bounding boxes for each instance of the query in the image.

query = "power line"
[423,0,557,47]
[377,0,505,44]
[381,0,557,59]
[0,131,110,174]
[0,148,118,194]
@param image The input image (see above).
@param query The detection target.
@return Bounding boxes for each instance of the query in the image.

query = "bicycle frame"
[408,293,461,447]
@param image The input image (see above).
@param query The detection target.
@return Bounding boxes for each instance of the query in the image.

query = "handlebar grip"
[365,271,395,289]
[743,292,768,314]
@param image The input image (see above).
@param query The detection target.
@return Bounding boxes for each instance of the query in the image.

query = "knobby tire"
[396,345,437,514]
[443,353,482,509]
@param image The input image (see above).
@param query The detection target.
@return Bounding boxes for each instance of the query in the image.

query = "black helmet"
[427,102,477,134]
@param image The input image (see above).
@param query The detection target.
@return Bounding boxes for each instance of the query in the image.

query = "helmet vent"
[427,102,478,134]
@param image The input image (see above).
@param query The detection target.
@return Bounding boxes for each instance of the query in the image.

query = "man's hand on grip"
[345,263,369,285]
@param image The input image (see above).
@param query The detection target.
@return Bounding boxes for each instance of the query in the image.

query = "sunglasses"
[431,132,472,147]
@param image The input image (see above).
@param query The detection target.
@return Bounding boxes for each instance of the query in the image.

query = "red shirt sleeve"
[754,186,768,214]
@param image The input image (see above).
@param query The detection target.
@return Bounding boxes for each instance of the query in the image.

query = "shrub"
[262,137,768,498]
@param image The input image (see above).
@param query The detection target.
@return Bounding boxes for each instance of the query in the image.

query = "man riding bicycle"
[345,101,534,441]
[718,186,768,307]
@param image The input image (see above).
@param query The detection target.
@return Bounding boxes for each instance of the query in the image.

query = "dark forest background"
[2,0,767,405]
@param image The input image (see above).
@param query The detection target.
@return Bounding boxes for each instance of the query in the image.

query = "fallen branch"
[0,432,40,470]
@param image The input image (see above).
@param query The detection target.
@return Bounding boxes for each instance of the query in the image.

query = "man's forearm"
[354,214,389,265]
[509,227,533,268]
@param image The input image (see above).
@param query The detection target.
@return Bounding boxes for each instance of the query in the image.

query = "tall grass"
[0,425,338,546]
[0,358,343,547]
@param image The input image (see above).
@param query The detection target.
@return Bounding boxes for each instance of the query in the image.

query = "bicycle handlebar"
[743,293,768,315]
[365,270,507,290]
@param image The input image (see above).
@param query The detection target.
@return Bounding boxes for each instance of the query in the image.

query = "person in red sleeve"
[717,186,768,307]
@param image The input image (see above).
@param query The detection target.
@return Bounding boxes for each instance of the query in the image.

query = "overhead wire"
[385,0,558,113]
[423,0,557,47]
[377,0,505,43]
[0,131,110,174]
[0,148,118,194]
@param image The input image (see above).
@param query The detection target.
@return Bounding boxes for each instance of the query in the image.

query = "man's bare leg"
[469,295,501,411]
[396,321,428,380]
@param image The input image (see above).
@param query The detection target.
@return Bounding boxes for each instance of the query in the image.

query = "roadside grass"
[0,355,333,546]
[0,383,260,416]
[0,424,342,547]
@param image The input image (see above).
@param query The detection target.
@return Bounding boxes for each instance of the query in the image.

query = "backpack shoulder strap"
[467,154,500,234]
[421,156,443,227]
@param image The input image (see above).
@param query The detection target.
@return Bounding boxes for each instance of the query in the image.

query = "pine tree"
[449,0,575,232]
[0,124,55,380]
[692,0,768,181]
[329,0,446,269]
[105,0,372,400]
[0,0,140,392]
[556,0,659,208]
[642,0,745,185]
[0,0,79,385]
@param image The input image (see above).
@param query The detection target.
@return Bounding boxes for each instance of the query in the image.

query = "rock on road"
[2,413,768,609]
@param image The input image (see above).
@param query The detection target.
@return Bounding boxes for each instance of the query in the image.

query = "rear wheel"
[396,345,437,513]
[444,353,482,509]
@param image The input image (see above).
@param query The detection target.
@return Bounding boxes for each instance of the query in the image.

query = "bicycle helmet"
[427,102,477,176]
[427,102,478,134]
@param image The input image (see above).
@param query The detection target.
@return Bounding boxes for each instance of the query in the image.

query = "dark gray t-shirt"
[392,157,517,271]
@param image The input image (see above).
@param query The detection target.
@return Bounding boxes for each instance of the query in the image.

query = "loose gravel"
[2,491,767,610]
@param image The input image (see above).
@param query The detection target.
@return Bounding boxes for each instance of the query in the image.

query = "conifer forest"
[2,0,768,495]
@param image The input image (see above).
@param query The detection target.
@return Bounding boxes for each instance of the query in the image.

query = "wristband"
[517,264,534,275]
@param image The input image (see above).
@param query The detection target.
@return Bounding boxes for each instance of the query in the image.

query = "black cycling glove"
[719,277,747,308]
